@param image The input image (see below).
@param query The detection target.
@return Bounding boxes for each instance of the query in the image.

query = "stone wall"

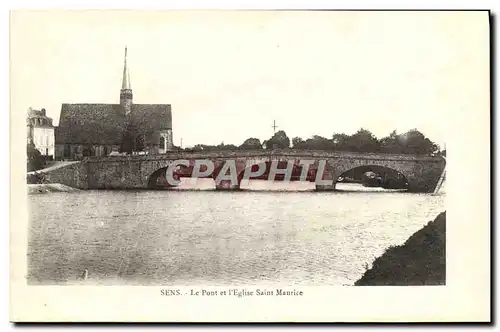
[87,158,147,189]
[42,161,89,189]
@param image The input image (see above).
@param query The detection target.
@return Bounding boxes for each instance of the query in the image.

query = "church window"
[160,136,166,150]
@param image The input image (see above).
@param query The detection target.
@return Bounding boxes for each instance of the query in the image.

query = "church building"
[55,47,173,160]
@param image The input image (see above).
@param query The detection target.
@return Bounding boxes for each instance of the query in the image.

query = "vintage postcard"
[10,10,490,322]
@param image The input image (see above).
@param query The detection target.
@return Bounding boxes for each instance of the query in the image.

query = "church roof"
[56,103,172,145]
[129,104,172,133]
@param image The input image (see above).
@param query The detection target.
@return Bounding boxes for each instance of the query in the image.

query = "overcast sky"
[11,10,489,148]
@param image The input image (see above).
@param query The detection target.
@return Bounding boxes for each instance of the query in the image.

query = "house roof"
[27,108,55,128]
[55,103,172,145]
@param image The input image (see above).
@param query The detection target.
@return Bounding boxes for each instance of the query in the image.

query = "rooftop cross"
[271,120,279,134]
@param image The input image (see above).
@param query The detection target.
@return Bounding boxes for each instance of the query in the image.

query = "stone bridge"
[41,149,446,193]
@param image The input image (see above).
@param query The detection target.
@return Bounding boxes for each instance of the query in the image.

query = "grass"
[355,211,446,286]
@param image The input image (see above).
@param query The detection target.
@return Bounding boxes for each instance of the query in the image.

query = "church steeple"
[120,46,133,114]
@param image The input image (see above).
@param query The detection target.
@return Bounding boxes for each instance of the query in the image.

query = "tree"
[264,130,290,150]
[82,145,95,157]
[217,142,238,150]
[27,142,45,172]
[178,127,440,155]
[239,137,262,150]
[292,137,304,149]
[309,135,333,150]
[191,144,205,152]
[293,135,333,150]
[379,129,439,155]
[379,130,403,154]
[120,121,145,154]
[332,133,351,151]
[398,129,439,155]
[344,128,380,152]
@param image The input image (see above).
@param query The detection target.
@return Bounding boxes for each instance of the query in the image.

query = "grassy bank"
[355,211,446,285]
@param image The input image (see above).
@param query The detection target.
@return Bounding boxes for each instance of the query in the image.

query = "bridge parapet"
[84,149,445,163]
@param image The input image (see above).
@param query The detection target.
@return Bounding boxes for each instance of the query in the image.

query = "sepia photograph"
[10,9,490,322]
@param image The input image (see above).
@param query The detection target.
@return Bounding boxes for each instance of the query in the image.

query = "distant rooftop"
[27,107,54,128]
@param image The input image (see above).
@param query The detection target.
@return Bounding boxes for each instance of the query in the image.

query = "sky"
[11,10,489,148]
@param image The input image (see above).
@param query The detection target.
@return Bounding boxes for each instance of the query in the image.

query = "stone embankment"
[355,211,446,285]
[28,183,81,195]
[27,161,87,189]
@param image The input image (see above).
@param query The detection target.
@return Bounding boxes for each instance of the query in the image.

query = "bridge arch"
[147,164,190,189]
[335,164,409,190]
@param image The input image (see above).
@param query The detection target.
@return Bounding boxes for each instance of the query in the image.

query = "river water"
[27,180,446,286]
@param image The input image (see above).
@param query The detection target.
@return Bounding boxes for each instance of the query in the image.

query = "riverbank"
[28,183,80,195]
[355,211,446,285]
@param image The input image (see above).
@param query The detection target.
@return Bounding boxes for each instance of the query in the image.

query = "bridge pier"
[314,167,336,191]
[405,172,442,193]
[315,183,336,191]
[215,180,240,191]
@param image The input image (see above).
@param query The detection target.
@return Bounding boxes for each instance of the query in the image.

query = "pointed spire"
[120,46,133,114]
[121,46,131,90]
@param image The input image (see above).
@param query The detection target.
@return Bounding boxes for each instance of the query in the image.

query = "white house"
[27,107,55,157]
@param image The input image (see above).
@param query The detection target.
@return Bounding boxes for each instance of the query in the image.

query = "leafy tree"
[292,137,304,148]
[217,142,238,150]
[27,142,45,172]
[190,144,211,151]
[293,135,333,150]
[332,133,351,151]
[344,128,380,152]
[264,130,290,150]
[309,135,333,150]
[184,128,440,156]
[398,129,439,155]
[379,129,439,155]
[239,137,262,150]
[379,130,403,153]
[82,146,91,157]
[120,122,145,154]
